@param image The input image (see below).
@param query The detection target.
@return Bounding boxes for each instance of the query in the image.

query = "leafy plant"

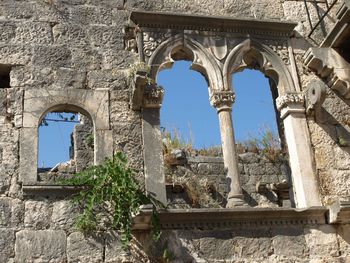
[61,152,161,247]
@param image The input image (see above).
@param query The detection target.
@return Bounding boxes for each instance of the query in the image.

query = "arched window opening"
[232,69,283,152]
[158,60,221,154]
[38,111,93,181]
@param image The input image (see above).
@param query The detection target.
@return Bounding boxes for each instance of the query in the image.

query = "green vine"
[61,152,161,247]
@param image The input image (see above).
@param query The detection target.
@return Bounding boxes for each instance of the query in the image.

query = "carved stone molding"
[328,199,350,224]
[276,93,305,119]
[143,84,164,108]
[263,39,290,65]
[276,93,305,111]
[304,47,350,99]
[210,91,235,111]
[143,31,172,57]
[133,207,328,230]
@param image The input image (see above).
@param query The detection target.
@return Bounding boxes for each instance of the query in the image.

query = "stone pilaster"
[276,93,321,208]
[210,91,245,207]
[142,83,167,205]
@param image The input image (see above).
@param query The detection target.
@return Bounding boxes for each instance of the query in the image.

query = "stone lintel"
[130,11,297,37]
[133,207,328,230]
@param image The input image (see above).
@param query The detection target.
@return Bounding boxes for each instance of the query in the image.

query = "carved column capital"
[143,84,164,109]
[210,91,235,112]
[276,93,305,119]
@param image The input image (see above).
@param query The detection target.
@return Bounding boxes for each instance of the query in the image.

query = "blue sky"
[38,61,279,167]
[158,61,279,149]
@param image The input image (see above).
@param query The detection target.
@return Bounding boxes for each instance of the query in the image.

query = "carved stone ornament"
[210,91,235,110]
[276,93,305,111]
[143,31,172,57]
[143,84,165,108]
[263,39,290,65]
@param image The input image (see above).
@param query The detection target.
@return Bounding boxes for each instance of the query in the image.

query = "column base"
[226,195,247,208]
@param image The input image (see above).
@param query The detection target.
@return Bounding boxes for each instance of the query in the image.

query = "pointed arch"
[223,39,295,96]
[148,34,224,94]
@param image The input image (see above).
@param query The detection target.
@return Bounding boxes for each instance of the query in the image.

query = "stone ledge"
[22,184,84,196]
[133,206,328,230]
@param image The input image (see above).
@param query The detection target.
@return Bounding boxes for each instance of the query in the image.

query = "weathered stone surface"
[0,45,32,65]
[305,225,339,257]
[0,198,23,227]
[14,22,53,45]
[24,200,51,229]
[69,6,113,25]
[51,200,77,229]
[87,69,127,90]
[104,232,125,263]
[15,230,66,263]
[32,46,71,68]
[67,232,104,263]
[0,229,15,262]
[52,23,88,47]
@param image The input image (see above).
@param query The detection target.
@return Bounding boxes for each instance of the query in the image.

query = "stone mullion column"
[210,91,245,207]
[141,84,167,205]
[276,93,321,208]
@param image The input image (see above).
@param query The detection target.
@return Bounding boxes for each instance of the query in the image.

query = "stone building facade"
[0,0,350,262]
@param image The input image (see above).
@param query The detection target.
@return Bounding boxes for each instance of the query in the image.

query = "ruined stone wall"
[1,0,350,262]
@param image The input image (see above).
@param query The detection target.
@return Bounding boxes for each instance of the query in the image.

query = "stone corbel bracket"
[276,93,305,120]
[305,79,327,122]
[304,48,350,99]
[328,199,350,224]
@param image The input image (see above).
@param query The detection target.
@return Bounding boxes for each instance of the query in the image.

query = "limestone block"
[69,6,113,25]
[0,3,35,20]
[252,0,284,20]
[334,147,350,170]
[14,22,52,45]
[24,200,51,229]
[305,225,339,257]
[124,0,164,11]
[32,46,71,68]
[104,232,124,263]
[271,227,306,257]
[224,0,254,18]
[71,48,102,70]
[15,230,66,263]
[0,197,23,227]
[87,69,127,90]
[0,22,16,43]
[102,49,136,70]
[52,23,88,47]
[337,225,350,256]
[88,26,123,48]
[239,152,260,164]
[0,229,15,262]
[10,66,54,88]
[67,232,104,263]
[0,45,32,65]
[51,200,77,229]
[53,68,87,89]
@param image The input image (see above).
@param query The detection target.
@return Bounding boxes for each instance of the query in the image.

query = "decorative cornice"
[133,207,328,231]
[143,84,164,108]
[210,91,235,111]
[130,11,297,37]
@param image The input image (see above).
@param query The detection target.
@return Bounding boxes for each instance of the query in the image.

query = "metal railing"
[304,0,339,39]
